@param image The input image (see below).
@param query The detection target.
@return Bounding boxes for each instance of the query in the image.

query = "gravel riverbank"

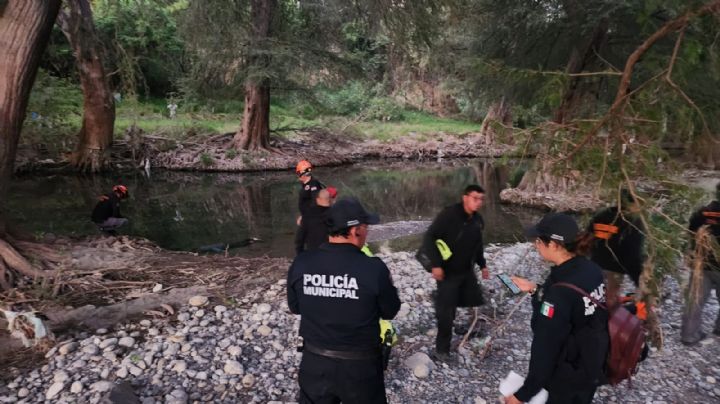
[1,243,719,403]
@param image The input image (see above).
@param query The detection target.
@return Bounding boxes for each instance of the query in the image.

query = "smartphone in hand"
[497,273,522,295]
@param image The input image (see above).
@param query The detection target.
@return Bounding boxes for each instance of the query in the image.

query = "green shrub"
[365,97,404,121]
[200,153,214,166]
[225,149,238,159]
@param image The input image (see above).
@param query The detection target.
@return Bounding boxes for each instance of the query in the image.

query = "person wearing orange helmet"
[296,159,325,217]
[91,185,130,235]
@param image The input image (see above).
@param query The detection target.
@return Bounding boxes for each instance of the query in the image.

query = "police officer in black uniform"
[508,213,609,404]
[681,181,720,345]
[588,189,645,306]
[287,197,401,404]
[423,184,489,361]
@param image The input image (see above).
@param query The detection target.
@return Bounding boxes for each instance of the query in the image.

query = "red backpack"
[555,282,647,386]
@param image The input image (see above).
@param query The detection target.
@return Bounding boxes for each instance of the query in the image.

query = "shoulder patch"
[540,301,555,318]
[304,185,310,190]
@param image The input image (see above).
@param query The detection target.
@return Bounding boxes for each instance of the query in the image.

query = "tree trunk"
[233,0,275,151]
[58,0,115,172]
[478,98,512,146]
[0,1,62,232]
[553,16,609,124]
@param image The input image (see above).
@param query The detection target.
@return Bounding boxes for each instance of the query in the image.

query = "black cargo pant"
[435,271,484,353]
[298,351,386,404]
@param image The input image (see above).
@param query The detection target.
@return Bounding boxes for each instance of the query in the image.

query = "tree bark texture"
[58,0,115,172]
[0,0,62,232]
[479,98,512,146]
[553,17,609,124]
[234,0,275,151]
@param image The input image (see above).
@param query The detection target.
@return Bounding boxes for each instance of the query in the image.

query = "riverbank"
[2,243,718,403]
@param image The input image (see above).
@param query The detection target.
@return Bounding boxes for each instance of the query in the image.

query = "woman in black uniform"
[506,213,608,404]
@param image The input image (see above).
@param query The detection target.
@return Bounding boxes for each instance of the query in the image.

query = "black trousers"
[298,351,386,404]
[435,272,484,353]
[547,388,597,404]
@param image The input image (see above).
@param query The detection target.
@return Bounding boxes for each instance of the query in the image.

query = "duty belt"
[304,342,380,360]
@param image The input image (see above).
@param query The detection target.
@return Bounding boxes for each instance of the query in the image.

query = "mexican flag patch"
[540,302,555,318]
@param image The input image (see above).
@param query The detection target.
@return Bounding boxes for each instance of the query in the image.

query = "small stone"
[257,325,272,336]
[242,374,255,388]
[196,371,208,381]
[224,360,244,375]
[708,376,717,384]
[91,381,114,393]
[116,367,128,378]
[54,370,70,383]
[166,389,188,404]
[177,313,190,322]
[100,338,118,349]
[17,388,29,398]
[70,381,83,394]
[140,319,152,327]
[172,360,187,373]
[474,398,487,404]
[96,328,108,335]
[152,283,163,292]
[228,346,242,357]
[214,305,227,313]
[189,296,208,307]
[194,309,205,318]
[118,337,136,348]
[129,365,143,376]
[83,344,100,355]
[46,382,65,400]
[257,303,272,314]
[218,337,232,349]
[413,364,430,378]
[58,342,78,355]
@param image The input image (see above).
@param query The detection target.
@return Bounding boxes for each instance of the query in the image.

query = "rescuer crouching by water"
[287,197,401,403]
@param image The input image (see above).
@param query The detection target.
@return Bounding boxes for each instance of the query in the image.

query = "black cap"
[327,197,380,233]
[524,213,579,244]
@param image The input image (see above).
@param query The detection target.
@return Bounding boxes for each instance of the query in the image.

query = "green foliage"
[199,153,214,166]
[225,149,238,160]
[24,70,82,135]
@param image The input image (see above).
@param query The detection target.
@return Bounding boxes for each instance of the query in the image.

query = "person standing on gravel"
[287,197,401,404]
[508,213,608,404]
[423,184,489,362]
[681,181,720,345]
[587,188,646,308]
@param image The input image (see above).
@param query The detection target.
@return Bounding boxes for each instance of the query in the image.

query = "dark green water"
[7,160,538,257]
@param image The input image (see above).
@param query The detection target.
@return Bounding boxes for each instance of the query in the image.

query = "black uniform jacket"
[422,203,487,277]
[287,243,401,351]
[91,193,122,223]
[295,204,330,254]
[588,208,645,283]
[515,256,609,402]
[298,177,325,216]
[689,200,720,270]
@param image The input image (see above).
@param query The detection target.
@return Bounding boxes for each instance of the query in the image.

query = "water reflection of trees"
[8,160,535,252]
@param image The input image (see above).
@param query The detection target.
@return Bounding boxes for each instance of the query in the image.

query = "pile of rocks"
[1,244,719,403]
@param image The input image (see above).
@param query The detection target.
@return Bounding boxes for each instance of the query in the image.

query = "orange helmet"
[295,160,312,176]
[113,185,129,198]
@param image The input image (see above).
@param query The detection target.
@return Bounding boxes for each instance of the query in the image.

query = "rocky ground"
[1,243,719,403]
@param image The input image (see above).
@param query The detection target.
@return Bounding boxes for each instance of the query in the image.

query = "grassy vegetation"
[22,74,482,147]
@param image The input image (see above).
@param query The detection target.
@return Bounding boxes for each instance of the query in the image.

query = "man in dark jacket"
[423,184,489,361]
[91,185,129,234]
[295,159,325,218]
[681,181,720,345]
[295,188,333,254]
[588,189,645,307]
[287,197,400,404]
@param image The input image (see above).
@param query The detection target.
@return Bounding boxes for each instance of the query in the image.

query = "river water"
[7,159,540,257]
